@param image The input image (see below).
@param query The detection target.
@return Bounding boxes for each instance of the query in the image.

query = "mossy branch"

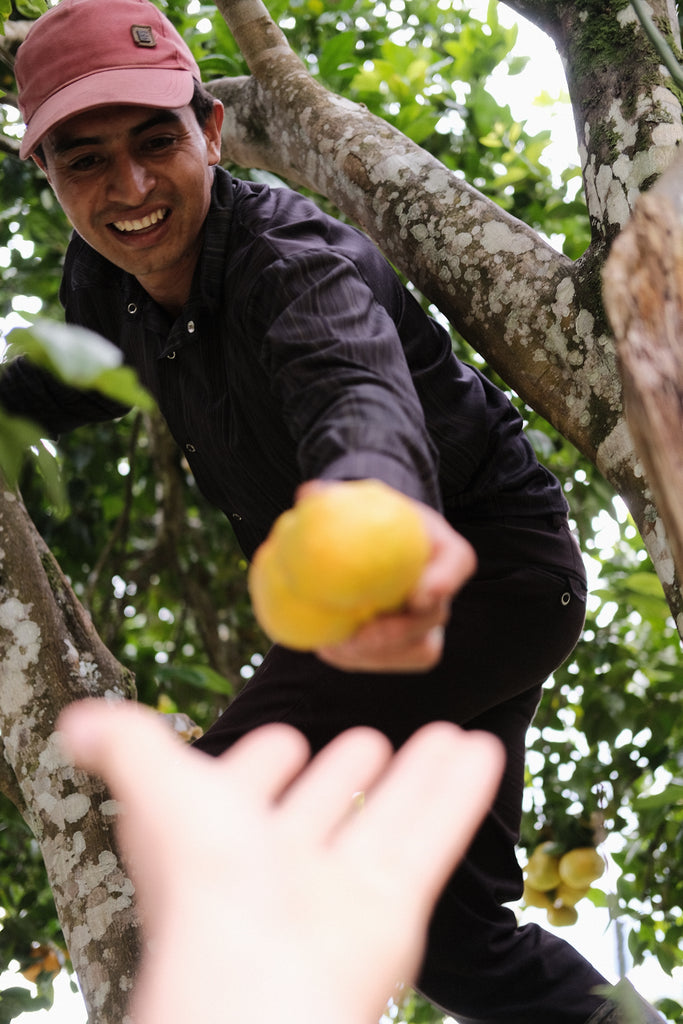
[630,0,683,88]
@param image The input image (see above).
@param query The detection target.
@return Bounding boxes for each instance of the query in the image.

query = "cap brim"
[20,67,196,159]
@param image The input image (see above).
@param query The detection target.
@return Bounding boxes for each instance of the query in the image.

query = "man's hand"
[313,495,477,672]
[58,700,504,1024]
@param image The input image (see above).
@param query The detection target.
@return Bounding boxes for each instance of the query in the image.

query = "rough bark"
[208,0,683,625]
[603,151,683,635]
[0,485,140,1022]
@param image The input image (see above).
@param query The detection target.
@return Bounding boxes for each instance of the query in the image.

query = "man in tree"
[3,0,662,1021]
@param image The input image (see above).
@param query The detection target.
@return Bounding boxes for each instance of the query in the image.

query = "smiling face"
[37,101,224,313]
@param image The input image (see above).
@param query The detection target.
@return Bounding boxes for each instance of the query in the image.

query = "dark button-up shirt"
[0,167,566,559]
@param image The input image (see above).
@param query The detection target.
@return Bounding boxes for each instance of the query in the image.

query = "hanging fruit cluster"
[522,841,605,927]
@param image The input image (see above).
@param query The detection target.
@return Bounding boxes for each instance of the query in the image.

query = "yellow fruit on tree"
[547,904,578,928]
[522,884,553,910]
[524,842,561,892]
[554,881,589,907]
[20,945,61,983]
[248,480,430,650]
[558,847,605,889]
[552,880,589,905]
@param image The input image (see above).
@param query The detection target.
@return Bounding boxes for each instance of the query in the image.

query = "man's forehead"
[48,104,187,150]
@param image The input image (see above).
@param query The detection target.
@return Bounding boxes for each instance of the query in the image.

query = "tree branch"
[603,151,683,608]
[497,0,560,37]
[0,738,26,815]
[0,488,140,1022]
[630,0,683,88]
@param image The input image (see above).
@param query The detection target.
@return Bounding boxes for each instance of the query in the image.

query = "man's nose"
[107,156,156,204]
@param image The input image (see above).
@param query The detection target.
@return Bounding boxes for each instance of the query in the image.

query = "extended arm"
[58,699,504,1024]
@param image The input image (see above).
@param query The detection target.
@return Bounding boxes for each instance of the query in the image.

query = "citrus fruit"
[554,881,589,907]
[524,842,561,892]
[248,480,430,650]
[547,904,578,927]
[272,480,430,611]
[558,847,605,889]
[522,884,553,910]
[248,537,369,649]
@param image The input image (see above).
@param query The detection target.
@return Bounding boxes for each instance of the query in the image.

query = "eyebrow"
[52,109,183,155]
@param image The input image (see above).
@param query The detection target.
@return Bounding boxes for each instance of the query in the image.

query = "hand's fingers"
[213,723,312,804]
[318,616,447,672]
[59,701,311,815]
[410,509,477,612]
[276,727,393,839]
[344,723,505,900]
[58,699,190,806]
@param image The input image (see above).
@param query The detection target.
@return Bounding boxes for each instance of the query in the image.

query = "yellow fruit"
[248,480,430,650]
[524,842,561,892]
[523,884,554,910]
[547,904,578,928]
[272,480,430,611]
[248,537,369,649]
[558,847,605,889]
[20,945,61,982]
[554,881,589,907]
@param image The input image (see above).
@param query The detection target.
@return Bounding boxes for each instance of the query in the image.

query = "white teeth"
[113,208,167,233]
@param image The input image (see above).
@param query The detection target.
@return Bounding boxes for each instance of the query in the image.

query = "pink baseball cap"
[16,0,202,158]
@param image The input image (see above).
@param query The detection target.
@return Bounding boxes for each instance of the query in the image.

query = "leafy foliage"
[0,1,681,1021]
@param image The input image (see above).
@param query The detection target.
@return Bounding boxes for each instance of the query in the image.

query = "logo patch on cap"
[131,24,156,47]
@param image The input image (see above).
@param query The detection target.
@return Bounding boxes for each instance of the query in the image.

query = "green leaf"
[318,31,359,80]
[7,321,154,410]
[0,408,65,511]
[0,986,51,1024]
[635,781,683,810]
[0,0,11,33]
[623,572,666,598]
[155,663,235,697]
[14,0,47,17]
[196,54,245,78]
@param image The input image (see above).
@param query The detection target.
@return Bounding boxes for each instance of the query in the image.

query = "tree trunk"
[603,151,683,636]
[0,485,140,1022]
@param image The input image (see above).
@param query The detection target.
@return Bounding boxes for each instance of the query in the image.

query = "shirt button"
[187,320,196,334]
[127,303,138,315]
[185,443,197,454]
[167,351,176,360]
[231,512,242,522]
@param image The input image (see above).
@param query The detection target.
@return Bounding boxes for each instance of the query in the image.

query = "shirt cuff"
[317,452,443,513]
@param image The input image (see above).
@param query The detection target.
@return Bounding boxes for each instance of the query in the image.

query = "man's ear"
[31,151,51,184]
[205,100,224,166]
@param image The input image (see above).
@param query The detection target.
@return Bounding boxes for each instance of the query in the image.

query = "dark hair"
[190,78,218,129]
[31,78,217,163]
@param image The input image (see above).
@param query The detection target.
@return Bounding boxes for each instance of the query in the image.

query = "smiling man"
[36,103,222,312]
[4,2,664,1023]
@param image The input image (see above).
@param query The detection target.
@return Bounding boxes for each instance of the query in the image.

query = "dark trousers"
[195,516,610,1023]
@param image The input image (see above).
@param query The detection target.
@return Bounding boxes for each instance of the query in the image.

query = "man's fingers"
[410,510,477,612]
[318,612,447,672]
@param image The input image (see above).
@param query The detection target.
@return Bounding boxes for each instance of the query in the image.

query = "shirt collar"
[192,165,235,313]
